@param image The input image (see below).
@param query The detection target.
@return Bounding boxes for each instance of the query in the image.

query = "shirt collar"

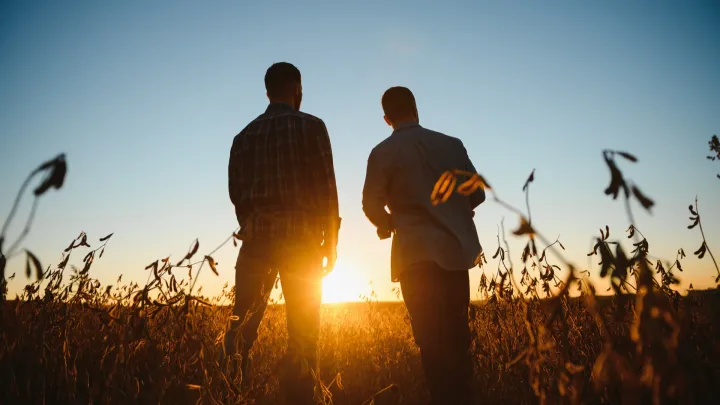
[392,121,421,134]
[266,102,295,113]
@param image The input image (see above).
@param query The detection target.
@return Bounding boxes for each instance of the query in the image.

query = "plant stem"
[1,170,39,244]
[189,229,239,295]
[696,197,720,277]
[7,197,40,257]
[525,185,532,226]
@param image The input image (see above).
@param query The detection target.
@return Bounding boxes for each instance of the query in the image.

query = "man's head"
[381,86,419,128]
[265,62,302,110]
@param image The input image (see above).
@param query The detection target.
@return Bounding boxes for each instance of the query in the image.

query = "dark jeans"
[225,239,323,404]
[400,261,473,405]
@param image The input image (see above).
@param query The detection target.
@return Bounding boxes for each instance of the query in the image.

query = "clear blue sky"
[1,0,719,301]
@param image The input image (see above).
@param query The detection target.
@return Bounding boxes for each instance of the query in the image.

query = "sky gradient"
[1,0,719,301]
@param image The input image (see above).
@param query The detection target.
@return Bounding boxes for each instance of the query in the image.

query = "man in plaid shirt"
[226,62,340,402]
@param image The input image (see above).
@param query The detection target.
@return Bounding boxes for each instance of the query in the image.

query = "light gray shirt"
[362,122,485,281]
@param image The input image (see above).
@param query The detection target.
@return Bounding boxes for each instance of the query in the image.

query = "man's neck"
[268,98,295,108]
[392,119,419,131]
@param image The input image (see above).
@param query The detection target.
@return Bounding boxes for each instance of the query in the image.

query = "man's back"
[228,103,338,242]
[363,122,483,280]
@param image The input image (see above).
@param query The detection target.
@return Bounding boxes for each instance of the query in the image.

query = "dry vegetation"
[1,144,719,405]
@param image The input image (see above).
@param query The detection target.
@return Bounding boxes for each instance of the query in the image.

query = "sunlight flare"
[322,260,370,303]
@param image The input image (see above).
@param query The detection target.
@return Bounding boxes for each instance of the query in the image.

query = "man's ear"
[383,116,392,127]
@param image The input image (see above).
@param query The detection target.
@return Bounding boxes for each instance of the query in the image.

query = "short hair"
[264,62,301,98]
[382,87,417,122]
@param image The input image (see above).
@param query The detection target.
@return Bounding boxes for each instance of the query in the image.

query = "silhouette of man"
[226,62,340,403]
[362,87,484,405]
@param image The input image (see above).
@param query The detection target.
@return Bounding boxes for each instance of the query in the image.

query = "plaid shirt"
[228,103,339,242]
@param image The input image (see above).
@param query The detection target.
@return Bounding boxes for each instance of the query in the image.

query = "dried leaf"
[58,254,70,270]
[25,250,43,280]
[0,252,6,281]
[33,154,67,196]
[80,252,94,274]
[476,174,492,190]
[145,260,158,271]
[531,239,538,257]
[99,233,114,242]
[457,173,483,195]
[522,169,535,192]
[521,243,530,262]
[603,154,626,200]
[177,239,200,266]
[24,254,31,278]
[431,171,457,205]
[631,185,655,212]
[187,239,199,259]
[616,151,638,162]
[206,256,218,276]
[695,242,707,259]
[512,217,535,236]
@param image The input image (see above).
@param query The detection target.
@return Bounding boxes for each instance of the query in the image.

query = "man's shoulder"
[235,110,326,140]
[371,134,395,156]
[422,127,463,145]
[295,110,325,125]
[268,109,326,127]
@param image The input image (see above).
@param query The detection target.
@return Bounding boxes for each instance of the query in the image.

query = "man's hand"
[322,243,337,276]
[376,227,392,240]
[321,217,341,276]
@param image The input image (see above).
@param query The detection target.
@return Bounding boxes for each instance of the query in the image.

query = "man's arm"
[362,147,392,233]
[460,141,485,210]
[229,132,254,226]
[311,120,340,247]
[228,136,241,212]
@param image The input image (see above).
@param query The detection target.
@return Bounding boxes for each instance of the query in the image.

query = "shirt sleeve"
[228,134,249,220]
[362,146,392,231]
[312,120,340,234]
[228,136,240,207]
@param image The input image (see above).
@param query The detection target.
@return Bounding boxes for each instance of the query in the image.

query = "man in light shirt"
[362,87,485,405]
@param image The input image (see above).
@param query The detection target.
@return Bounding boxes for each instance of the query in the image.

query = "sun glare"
[321,260,369,303]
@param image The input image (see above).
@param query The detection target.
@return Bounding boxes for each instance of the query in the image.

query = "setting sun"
[322,260,371,303]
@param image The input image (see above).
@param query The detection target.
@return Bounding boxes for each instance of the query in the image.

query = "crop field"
[1,266,719,405]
